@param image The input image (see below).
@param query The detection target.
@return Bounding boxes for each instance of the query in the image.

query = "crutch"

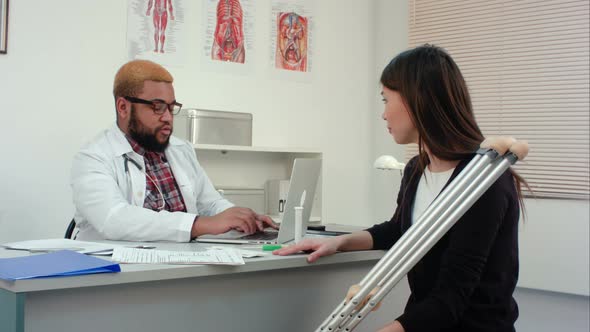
[316,137,529,332]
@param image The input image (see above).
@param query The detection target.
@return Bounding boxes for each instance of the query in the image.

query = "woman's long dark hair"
[380,44,528,212]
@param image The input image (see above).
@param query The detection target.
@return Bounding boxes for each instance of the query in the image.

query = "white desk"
[0,242,409,332]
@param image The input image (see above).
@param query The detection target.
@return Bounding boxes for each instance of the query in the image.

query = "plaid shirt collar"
[125,135,166,162]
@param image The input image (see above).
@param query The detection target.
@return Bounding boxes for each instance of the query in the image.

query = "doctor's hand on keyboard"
[191,207,279,238]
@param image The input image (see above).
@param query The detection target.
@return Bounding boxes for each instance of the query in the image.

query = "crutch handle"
[508,141,529,161]
[480,136,516,155]
[345,284,382,312]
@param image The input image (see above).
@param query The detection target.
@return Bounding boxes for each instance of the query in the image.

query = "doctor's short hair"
[113,60,174,99]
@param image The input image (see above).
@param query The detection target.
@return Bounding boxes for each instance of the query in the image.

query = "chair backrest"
[65,219,76,239]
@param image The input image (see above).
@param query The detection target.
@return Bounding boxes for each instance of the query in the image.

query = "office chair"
[64,218,76,239]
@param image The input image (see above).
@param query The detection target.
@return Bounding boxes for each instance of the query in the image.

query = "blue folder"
[0,250,121,281]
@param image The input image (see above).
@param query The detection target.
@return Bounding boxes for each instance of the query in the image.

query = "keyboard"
[240,231,278,241]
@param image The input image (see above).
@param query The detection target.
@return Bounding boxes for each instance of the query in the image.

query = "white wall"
[370,0,409,224]
[0,0,375,242]
[518,198,589,296]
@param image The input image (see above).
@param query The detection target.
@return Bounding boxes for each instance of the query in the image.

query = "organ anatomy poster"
[203,0,255,72]
[270,0,314,74]
[127,0,188,66]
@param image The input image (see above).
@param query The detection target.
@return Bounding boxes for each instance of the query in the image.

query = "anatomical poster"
[270,0,314,74]
[202,0,255,72]
[127,0,188,66]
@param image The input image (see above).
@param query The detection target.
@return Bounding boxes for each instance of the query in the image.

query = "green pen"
[261,244,285,251]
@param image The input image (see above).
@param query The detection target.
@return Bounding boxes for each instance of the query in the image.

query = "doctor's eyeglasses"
[124,96,183,115]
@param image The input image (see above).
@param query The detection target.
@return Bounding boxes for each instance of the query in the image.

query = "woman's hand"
[376,321,405,332]
[273,237,344,262]
[345,284,382,312]
[273,231,374,263]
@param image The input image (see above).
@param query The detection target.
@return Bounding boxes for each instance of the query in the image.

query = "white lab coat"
[71,125,233,242]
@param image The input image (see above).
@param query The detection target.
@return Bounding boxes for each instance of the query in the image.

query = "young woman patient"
[274,45,527,332]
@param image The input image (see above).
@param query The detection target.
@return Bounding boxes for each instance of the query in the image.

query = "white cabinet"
[193,144,323,223]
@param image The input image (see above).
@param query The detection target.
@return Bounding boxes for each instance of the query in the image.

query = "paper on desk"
[209,246,270,258]
[112,247,245,265]
[1,239,120,255]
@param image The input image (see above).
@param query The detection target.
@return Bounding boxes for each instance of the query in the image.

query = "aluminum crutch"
[339,141,529,331]
[316,137,514,331]
[317,138,528,332]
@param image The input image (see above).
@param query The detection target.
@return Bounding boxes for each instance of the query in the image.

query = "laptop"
[196,158,322,245]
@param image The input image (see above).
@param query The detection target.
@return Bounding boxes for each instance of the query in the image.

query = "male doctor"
[71,59,276,242]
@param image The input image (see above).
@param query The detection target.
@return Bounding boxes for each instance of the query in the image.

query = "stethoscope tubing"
[123,153,165,210]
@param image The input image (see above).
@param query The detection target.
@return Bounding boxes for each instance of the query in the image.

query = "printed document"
[112,247,245,265]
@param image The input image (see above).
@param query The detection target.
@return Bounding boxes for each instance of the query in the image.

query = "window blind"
[406,0,589,199]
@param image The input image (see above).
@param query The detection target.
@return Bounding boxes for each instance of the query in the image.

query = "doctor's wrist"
[190,215,215,238]
[190,216,200,239]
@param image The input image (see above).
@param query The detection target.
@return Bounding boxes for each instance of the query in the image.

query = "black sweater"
[366,155,519,332]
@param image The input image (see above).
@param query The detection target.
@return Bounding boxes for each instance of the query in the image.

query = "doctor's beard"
[128,105,171,152]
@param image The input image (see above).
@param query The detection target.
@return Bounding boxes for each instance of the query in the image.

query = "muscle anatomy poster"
[127,0,188,66]
[203,0,255,72]
[270,0,314,73]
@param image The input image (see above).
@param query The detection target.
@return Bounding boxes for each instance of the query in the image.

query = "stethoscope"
[123,154,165,211]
